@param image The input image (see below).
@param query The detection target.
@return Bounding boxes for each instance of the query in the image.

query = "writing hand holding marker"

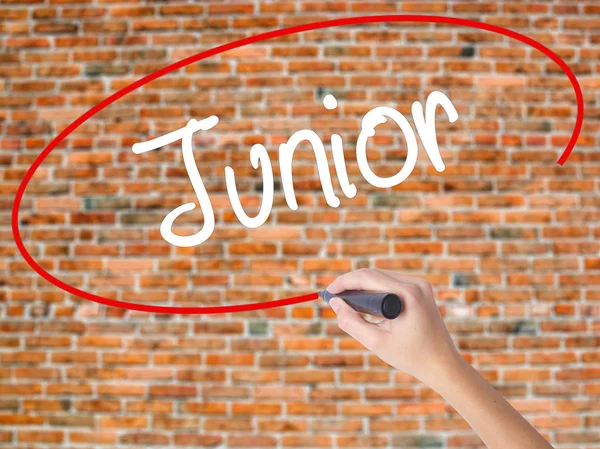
[327,269,554,449]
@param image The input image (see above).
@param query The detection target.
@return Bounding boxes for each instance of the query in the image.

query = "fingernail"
[329,297,341,314]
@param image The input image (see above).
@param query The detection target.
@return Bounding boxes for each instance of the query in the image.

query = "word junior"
[132,91,458,248]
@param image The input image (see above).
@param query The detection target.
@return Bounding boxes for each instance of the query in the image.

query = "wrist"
[418,348,471,394]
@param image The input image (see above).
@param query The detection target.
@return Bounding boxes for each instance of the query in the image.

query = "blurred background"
[2,1,599,448]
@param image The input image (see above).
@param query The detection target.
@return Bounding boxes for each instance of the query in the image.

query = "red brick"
[1,5,597,447]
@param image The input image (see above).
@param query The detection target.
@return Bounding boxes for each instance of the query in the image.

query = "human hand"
[327,268,460,385]
[328,268,555,449]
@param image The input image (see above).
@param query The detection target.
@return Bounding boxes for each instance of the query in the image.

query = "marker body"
[320,290,403,319]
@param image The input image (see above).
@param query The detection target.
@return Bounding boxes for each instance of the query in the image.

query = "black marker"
[319,290,403,319]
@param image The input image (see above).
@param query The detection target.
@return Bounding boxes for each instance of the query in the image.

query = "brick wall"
[2,1,599,448]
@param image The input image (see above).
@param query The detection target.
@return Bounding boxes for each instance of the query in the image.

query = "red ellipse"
[12,15,584,314]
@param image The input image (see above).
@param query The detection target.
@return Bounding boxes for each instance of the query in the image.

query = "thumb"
[330,297,383,350]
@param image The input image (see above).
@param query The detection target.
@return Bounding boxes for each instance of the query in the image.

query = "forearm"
[426,355,553,449]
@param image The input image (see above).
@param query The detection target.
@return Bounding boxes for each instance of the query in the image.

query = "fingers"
[370,268,423,286]
[327,268,400,294]
[372,268,431,291]
[330,297,383,349]
[327,269,423,311]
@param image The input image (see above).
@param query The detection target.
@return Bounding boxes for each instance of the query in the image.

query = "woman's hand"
[327,268,554,449]
[327,268,460,385]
